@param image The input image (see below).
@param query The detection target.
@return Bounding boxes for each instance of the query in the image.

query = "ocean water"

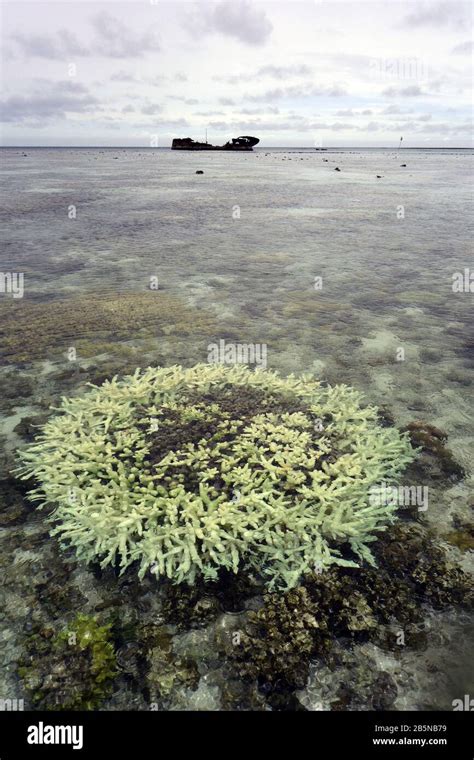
[0,146,472,710]
[1,146,472,469]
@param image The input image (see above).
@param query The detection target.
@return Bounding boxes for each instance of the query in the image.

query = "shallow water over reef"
[0,147,472,711]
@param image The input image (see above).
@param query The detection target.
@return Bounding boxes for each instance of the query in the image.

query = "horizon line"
[1,145,472,150]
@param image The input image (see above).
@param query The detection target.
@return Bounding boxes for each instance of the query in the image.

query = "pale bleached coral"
[17,364,415,589]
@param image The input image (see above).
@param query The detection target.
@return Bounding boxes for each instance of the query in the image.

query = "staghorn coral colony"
[17,363,415,590]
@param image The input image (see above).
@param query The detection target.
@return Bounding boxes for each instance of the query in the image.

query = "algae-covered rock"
[161,585,222,630]
[226,586,323,696]
[145,629,199,705]
[0,477,29,525]
[17,364,414,590]
[227,523,473,704]
[161,570,260,631]
[0,292,216,364]
[402,420,464,482]
[300,645,399,712]
[13,414,50,442]
[18,614,117,710]
[445,525,474,553]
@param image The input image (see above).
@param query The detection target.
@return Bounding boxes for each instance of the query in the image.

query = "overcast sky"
[1,0,472,147]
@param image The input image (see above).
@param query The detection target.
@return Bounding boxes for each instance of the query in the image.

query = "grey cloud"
[328,122,354,131]
[419,122,449,133]
[382,85,426,97]
[214,64,312,85]
[313,120,386,133]
[218,97,235,106]
[308,121,360,132]
[335,108,373,117]
[168,96,199,105]
[382,104,405,114]
[238,115,461,135]
[136,117,190,129]
[256,64,312,78]
[247,84,347,102]
[208,119,299,131]
[11,12,159,60]
[192,0,272,46]
[12,30,88,59]
[310,85,347,97]
[195,114,470,136]
[90,12,159,58]
[206,118,369,133]
[194,111,225,116]
[0,81,99,123]
[241,106,279,115]
[214,73,250,84]
[393,121,418,131]
[142,103,163,115]
[111,71,142,83]
[159,118,190,128]
[60,30,90,56]
[212,0,272,45]
[32,79,90,95]
[401,1,470,29]
[111,72,167,85]
[419,121,472,133]
[288,113,310,122]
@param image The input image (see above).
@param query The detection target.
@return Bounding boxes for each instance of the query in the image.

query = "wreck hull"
[172,144,254,151]
[172,136,259,151]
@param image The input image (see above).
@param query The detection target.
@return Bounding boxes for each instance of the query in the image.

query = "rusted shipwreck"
[171,135,259,151]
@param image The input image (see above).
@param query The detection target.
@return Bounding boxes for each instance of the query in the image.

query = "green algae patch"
[445,527,474,552]
[17,364,414,590]
[18,614,117,710]
[0,291,216,364]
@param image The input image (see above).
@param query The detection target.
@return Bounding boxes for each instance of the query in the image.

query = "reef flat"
[0,146,472,712]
